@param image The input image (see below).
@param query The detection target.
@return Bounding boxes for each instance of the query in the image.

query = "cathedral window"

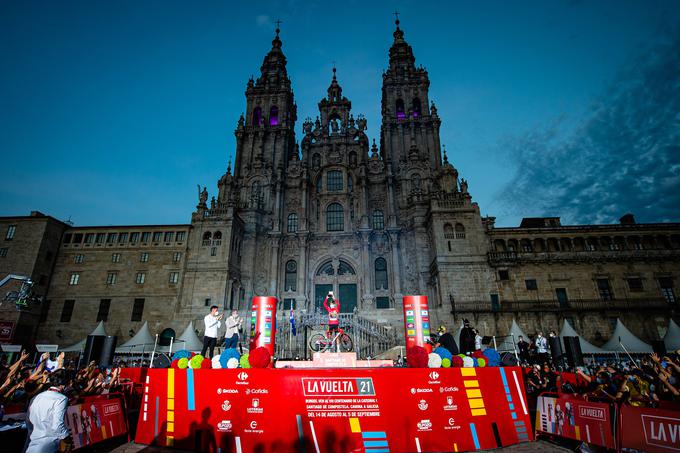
[412,98,422,117]
[60,300,75,322]
[338,260,355,275]
[284,260,297,291]
[141,232,151,242]
[131,298,145,321]
[373,210,384,230]
[316,261,334,276]
[97,299,111,322]
[455,223,466,239]
[176,231,186,242]
[140,252,149,262]
[326,203,344,232]
[287,213,298,233]
[213,231,222,245]
[327,170,343,192]
[164,232,174,242]
[269,105,279,126]
[396,99,406,119]
[375,258,388,290]
[136,272,146,284]
[152,232,162,242]
[106,233,118,243]
[252,107,263,126]
[202,231,212,246]
[130,232,140,243]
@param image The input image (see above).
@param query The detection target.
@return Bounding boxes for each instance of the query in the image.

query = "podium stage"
[135,366,532,452]
[275,352,393,369]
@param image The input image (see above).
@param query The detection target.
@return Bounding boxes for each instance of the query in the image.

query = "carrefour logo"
[238,371,249,381]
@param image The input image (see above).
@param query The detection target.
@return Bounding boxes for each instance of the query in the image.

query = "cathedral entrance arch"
[313,258,357,313]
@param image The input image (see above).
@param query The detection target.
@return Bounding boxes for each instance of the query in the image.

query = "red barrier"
[535,394,615,449]
[135,367,532,452]
[403,295,433,353]
[120,367,148,384]
[65,396,128,450]
[619,405,680,452]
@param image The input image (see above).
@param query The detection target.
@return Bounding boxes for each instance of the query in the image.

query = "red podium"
[249,296,277,355]
[402,295,432,353]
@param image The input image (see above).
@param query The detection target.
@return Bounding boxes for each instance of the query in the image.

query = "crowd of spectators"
[524,351,680,407]
[0,351,123,411]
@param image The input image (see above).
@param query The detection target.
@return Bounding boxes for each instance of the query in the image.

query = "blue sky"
[1,0,678,226]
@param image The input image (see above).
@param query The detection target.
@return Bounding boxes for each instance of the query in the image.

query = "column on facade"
[297,233,308,304]
[269,233,281,295]
[272,167,283,232]
[359,230,372,308]
[388,230,402,296]
[300,168,308,231]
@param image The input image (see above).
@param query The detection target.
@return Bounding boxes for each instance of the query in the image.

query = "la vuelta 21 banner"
[535,395,615,449]
[135,367,532,452]
[619,404,680,452]
[65,397,127,449]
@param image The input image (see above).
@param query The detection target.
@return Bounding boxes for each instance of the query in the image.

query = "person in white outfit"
[224,310,243,349]
[474,329,483,351]
[201,305,222,358]
[24,370,72,453]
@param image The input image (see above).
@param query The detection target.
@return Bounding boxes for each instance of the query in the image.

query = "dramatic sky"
[1,0,679,227]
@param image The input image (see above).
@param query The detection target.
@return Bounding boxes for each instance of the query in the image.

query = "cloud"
[255,15,271,28]
[498,32,680,225]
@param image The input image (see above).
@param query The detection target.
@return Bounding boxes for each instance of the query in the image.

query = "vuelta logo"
[642,414,680,449]
[418,400,428,410]
[579,406,606,421]
[103,403,120,415]
[221,400,231,411]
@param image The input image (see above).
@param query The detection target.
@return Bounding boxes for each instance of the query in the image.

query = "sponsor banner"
[620,404,680,453]
[135,366,532,452]
[402,295,433,353]
[65,397,127,450]
[249,296,277,355]
[535,395,614,449]
[0,321,15,342]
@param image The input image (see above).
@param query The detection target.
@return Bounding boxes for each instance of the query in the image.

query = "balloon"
[211,355,222,369]
[249,347,271,368]
[433,347,453,361]
[227,358,239,369]
[463,356,474,368]
[177,358,189,369]
[189,355,204,369]
[220,348,241,369]
[428,353,442,368]
[441,358,451,368]
[239,354,251,369]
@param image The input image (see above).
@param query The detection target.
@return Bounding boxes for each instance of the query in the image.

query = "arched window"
[326,203,344,231]
[338,260,355,275]
[284,260,297,291]
[202,232,212,240]
[213,231,222,240]
[252,107,263,126]
[443,223,453,234]
[316,261,334,276]
[287,213,298,233]
[455,223,465,238]
[412,98,422,117]
[312,153,321,170]
[375,258,388,290]
[327,170,343,191]
[396,99,405,119]
[373,210,384,230]
[269,105,279,126]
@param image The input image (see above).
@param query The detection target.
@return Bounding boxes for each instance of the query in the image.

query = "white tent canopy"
[558,319,605,354]
[663,319,680,352]
[602,318,653,353]
[509,319,529,341]
[116,321,155,353]
[60,321,107,352]
[159,321,203,353]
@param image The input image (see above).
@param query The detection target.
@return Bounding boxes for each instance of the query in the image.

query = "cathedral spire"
[388,14,416,72]
[256,20,289,88]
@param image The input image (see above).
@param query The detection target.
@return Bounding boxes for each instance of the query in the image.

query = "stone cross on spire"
[393,10,400,28]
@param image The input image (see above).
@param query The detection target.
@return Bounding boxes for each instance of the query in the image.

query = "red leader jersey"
[323,296,340,326]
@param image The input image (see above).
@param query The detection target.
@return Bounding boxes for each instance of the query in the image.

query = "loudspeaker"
[549,336,563,364]
[652,340,667,356]
[563,336,584,367]
[501,352,518,367]
[83,335,105,366]
[99,336,117,368]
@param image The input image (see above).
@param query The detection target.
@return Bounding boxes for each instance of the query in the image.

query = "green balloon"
[239,354,251,369]
[441,358,451,368]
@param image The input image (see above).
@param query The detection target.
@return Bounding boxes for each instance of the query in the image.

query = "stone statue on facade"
[198,185,208,206]
[460,178,468,193]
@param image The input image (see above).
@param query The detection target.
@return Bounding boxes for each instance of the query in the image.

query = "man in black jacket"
[459,319,476,355]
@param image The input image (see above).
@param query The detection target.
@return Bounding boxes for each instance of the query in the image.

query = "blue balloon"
[220,348,241,369]
[482,348,501,367]
[433,346,453,361]
[171,349,192,360]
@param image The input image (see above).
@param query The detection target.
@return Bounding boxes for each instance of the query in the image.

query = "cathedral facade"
[1,23,678,352]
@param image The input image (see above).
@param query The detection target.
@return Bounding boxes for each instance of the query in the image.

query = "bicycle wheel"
[339,334,353,352]
[309,333,327,352]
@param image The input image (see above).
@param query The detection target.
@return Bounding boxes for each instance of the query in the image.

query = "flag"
[290,309,296,336]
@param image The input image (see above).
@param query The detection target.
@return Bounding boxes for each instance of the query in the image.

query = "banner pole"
[150,334,158,369]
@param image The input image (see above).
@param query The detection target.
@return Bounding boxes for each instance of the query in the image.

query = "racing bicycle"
[309,326,354,353]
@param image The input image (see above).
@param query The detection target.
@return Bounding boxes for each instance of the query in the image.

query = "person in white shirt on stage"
[224,310,243,349]
[24,370,72,453]
[201,305,222,358]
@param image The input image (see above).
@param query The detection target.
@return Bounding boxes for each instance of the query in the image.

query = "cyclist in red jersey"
[323,291,341,352]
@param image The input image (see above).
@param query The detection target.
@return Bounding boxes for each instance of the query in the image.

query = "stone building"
[0,22,678,352]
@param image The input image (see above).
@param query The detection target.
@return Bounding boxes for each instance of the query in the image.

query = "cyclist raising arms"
[323,291,341,352]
